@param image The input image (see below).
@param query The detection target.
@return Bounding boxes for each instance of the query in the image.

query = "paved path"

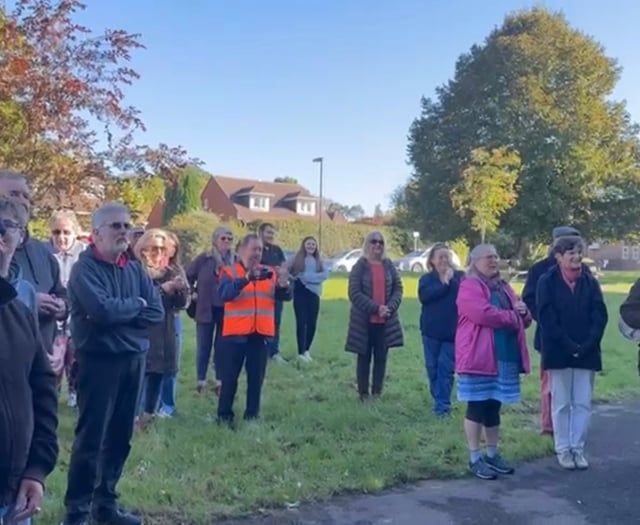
[221,402,640,524]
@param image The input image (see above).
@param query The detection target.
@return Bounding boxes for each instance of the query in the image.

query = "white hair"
[91,202,130,229]
[466,244,498,276]
[49,209,81,232]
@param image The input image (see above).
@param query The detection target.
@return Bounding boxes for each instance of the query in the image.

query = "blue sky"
[74,0,639,214]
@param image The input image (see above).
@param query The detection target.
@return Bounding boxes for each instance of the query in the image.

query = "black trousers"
[293,281,320,355]
[140,372,164,415]
[64,352,145,521]
[217,335,269,421]
[356,323,388,396]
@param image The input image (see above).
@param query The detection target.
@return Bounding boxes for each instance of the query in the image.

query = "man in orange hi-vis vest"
[217,233,292,425]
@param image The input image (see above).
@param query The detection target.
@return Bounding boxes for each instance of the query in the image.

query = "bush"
[167,212,406,263]
[248,218,403,258]
[168,212,244,262]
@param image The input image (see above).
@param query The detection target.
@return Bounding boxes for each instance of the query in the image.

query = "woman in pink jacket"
[456,244,531,480]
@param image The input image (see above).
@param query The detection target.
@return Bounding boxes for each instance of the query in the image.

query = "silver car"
[394,247,462,273]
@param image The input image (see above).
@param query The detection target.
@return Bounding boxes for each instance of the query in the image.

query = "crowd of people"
[0,166,636,524]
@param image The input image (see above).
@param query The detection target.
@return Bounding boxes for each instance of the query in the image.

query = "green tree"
[450,147,521,243]
[163,165,209,223]
[326,201,365,221]
[398,8,640,251]
[105,175,165,223]
[274,176,298,184]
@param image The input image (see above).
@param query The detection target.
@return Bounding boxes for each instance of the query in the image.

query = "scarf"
[478,273,512,310]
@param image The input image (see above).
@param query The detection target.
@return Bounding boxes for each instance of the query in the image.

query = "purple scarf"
[478,274,512,310]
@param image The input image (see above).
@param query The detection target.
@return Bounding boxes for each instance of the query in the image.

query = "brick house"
[147,175,346,227]
[587,241,640,271]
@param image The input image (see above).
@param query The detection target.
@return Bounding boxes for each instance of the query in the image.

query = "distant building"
[147,174,346,227]
[587,241,640,271]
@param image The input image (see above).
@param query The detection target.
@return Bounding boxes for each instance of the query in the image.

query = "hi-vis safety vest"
[220,263,276,337]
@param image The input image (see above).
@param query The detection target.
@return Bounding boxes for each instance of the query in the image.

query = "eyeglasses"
[370,239,384,246]
[52,229,72,236]
[103,222,132,231]
[220,235,233,242]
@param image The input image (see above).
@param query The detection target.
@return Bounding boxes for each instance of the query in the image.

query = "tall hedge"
[168,211,403,263]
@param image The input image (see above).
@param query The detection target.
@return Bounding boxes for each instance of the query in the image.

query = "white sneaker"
[557,451,576,470]
[67,392,77,408]
[298,352,313,363]
[573,451,589,470]
[271,353,287,363]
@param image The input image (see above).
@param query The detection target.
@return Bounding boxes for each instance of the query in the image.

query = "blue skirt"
[457,360,521,404]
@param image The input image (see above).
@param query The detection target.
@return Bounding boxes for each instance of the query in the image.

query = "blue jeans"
[159,315,182,415]
[0,505,31,524]
[422,336,455,416]
[268,300,284,357]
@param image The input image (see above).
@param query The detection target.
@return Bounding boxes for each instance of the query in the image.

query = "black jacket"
[12,234,67,353]
[68,247,165,355]
[0,276,58,506]
[537,266,608,371]
[523,256,592,351]
[620,279,640,329]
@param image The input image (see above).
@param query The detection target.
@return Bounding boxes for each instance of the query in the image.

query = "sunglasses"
[52,229,72,236]
[370,239,384,246]
[220,235,233,242]
[104,222,132,231]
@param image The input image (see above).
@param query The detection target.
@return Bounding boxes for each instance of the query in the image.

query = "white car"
[394,247,462,273]
[326,249,363,273]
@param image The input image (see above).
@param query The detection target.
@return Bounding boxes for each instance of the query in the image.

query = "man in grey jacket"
[0,170,68,355]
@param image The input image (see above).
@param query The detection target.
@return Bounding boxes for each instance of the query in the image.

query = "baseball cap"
[552,226,580,239]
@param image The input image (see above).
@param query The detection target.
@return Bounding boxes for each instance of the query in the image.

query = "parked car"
[510,256,602,283]
[394,247,462,273]
[326,249,364,273]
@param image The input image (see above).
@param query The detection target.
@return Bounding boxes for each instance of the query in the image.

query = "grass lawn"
[42,272,639,524]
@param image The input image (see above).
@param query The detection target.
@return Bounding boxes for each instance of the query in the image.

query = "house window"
[250,196,270,211]
[297,201,316,215]
[632,247,640,261]
[203,198,209,211]
[622,246,630,260]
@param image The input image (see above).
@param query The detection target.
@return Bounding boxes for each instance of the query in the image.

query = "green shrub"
[168,212,244,262]
[248,218,403,258]
[168,212,407,262]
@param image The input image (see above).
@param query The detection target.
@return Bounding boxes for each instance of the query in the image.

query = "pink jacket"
[455,276,531,376]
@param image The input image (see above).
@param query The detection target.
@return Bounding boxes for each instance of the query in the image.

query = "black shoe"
[91,508,142,525]
[217,417,236,430]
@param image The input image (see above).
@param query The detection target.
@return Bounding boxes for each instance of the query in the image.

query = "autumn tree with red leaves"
[0,0,193,212]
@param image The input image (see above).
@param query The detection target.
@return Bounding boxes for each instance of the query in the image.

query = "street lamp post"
[312,157,324,249]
